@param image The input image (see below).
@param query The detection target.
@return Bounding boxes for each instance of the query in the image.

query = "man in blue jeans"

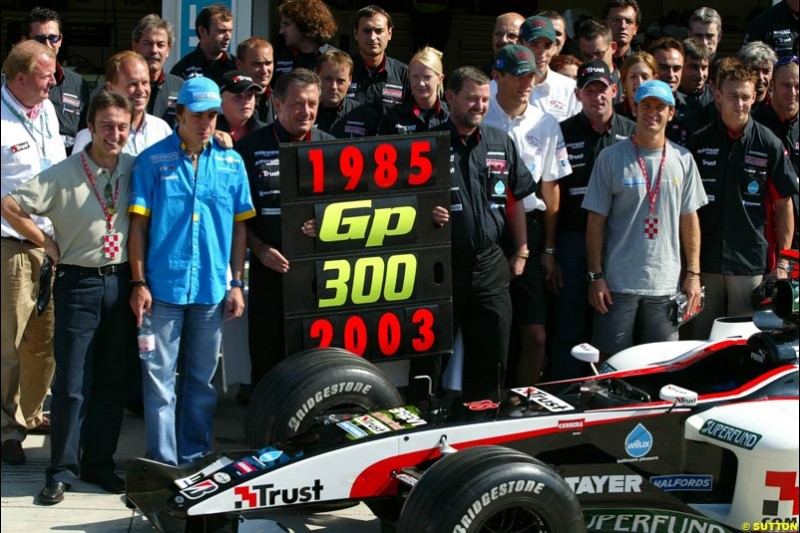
[128,76,255,465]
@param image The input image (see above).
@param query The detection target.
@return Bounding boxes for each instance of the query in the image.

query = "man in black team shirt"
[21,7,89,155]
[422,66,537,401]
[744,0,799,58]
[737,42,777,114]
[170,3,236,85]
[131,14,184,128]
[649,37,691,144]
[236,38,275,125]
[680,38,714,110]
[347,5,409,116]
[234,69,334,392]
[549,60,635,380]
[685,59,797,340]
[315,50,380,138]
[272,0,338,88]
[754,55,799,248]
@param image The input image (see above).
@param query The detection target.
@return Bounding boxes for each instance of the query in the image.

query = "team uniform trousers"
[235,122,335,387]
[48,264,134,484]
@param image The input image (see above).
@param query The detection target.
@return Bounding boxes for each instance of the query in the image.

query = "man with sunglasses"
[20,7,90,156]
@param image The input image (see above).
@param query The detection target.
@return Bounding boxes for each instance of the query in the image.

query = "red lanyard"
[632,136,667,217]
[81,153,119,232]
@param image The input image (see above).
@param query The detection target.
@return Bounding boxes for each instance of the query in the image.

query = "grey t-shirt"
[582,139,708,296]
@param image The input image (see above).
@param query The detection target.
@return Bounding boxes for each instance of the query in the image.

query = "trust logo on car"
[625,424,653,458]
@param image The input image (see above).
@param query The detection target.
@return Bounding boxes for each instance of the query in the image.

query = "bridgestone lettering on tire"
[397,446,584,533]
[245,348,402,448]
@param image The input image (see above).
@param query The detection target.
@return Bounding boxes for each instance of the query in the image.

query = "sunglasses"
[32,34,62,45]
[775,55,799,66]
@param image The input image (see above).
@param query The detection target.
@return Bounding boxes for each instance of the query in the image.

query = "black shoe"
[80,471,126,494]
[1,439,25,465]
[38,481,68,505]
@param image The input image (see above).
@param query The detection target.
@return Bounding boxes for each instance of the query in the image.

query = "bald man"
[483,13,525,76]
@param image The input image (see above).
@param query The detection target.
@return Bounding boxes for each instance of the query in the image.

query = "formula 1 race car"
[126,269,799,533]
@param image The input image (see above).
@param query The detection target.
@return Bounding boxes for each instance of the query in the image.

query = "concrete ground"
[0,391,381,533]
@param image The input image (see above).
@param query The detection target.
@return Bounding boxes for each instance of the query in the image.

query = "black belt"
[57,263,129,276]
[1,235,35,245]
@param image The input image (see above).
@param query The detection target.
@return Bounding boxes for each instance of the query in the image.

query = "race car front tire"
[245,347,404,448]
[397,445,583,533]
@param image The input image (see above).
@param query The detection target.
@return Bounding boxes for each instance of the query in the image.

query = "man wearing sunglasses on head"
[20,7,90,156]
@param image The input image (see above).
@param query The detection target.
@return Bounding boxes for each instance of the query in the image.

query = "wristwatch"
[229,279,245,289]
[543,247,557,255]
[586,271,606,282]
[515,249,530,259]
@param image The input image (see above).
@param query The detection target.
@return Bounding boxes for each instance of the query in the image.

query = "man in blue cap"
[582,80,707,357]
[128,76,256,465]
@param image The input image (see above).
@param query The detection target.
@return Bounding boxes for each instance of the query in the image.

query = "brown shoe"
[1,439,26,465]
[29,415,50,434]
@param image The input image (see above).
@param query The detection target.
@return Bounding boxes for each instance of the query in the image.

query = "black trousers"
[47,264,135,484]
[247,259,285,389]
[410,245,512,401]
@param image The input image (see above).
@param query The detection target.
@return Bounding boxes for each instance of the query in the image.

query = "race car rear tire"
[397,445,583,533]
[245,347,404,448]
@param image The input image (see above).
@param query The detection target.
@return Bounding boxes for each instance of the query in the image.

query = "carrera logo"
[10,142,30,153]
[453,480,545,533]
[486,158,508,172]
[745,155,768,168]
[180,479,218,500]
[234,479,324,509]
[558,419,585,432]
[565,474,643,494]
[232,75,253,84]
[317,198,417,247]
[288,382,374,431]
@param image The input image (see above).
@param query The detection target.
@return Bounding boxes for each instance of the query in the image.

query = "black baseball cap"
[494,45,538,76]
[219,71,262,94]
[577,60,613,89]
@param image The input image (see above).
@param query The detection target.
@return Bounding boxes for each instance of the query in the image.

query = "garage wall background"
[0,1,776,89]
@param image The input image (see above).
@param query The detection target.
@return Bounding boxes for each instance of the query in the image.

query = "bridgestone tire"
[245,347,404,448]
[397,445,584,533]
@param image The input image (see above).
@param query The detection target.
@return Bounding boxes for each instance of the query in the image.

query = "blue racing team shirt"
[129,130,256,305]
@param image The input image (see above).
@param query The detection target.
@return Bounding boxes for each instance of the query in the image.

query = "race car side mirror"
[659,384,698,408]
[571,343,600,375]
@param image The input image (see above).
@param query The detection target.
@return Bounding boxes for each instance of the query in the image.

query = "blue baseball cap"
[177,76,222,112]
[634,80,675,107]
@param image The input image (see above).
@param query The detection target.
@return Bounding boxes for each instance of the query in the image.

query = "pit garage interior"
[0,0,779,91]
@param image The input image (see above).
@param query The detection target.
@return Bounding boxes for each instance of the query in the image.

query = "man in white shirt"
[484,45,572,384]
[74,52,171,155]
[519,16,582,122]
[1,40,66,465]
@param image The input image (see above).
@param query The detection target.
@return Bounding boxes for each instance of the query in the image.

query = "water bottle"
[138,314,156,361]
